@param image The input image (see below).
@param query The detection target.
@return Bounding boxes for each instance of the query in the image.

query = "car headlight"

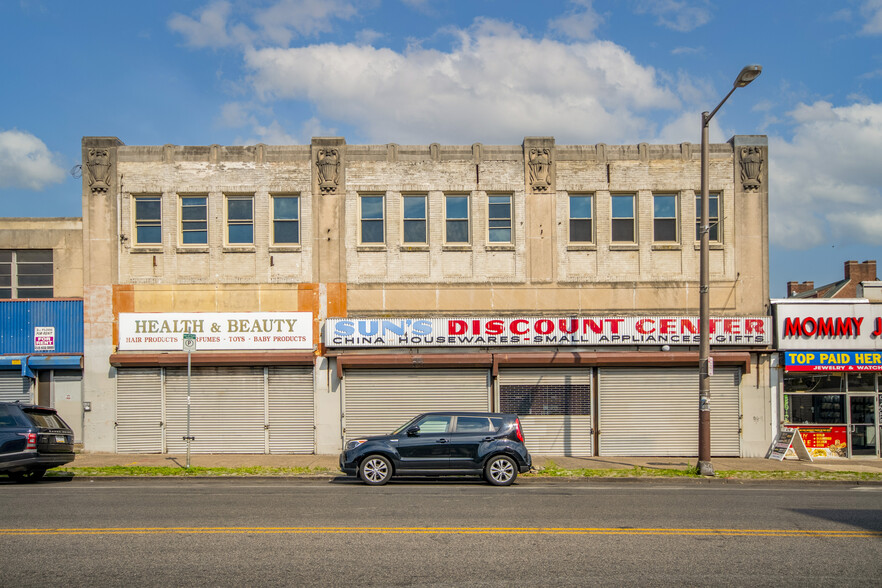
[346,439,367,451]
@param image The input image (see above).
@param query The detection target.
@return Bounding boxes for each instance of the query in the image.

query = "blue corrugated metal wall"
[0,300,83,354]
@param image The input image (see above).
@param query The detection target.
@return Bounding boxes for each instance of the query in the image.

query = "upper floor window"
[611,194,635,242]
[0,250,53,299]
[226,195,253,244]
[445,195,469,244]
[653,194,678,242]
[273,195,300,245]
[695,192,721,242]
[488,194,512,243]
[360,195,384,244]
[134,195,161,245]
[180,196,207,245]
[568,194,593,243]
[402,195,427,244]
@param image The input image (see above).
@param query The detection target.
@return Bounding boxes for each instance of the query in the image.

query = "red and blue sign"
[785,351,882,372]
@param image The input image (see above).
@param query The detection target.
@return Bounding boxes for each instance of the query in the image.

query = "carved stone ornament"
[740,146,763,191]
[316,148,340,193]
[86,148,112,193]
[528,148,552,192]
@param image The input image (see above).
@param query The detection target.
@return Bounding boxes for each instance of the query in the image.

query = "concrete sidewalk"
[69,452,882,474]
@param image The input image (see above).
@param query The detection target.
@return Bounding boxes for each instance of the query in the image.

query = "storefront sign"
[785,426,848,458]
[325,316,771,348]
[34,327,55,351]
[775,303,882,350]
[785,351,882,372]
[119,313,313,351]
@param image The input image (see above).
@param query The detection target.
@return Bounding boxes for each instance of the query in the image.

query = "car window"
[489,417,503,431]
[0,405,21,427]
[455,416,493,433]
[415,415,451,434]
[23,410,67,429]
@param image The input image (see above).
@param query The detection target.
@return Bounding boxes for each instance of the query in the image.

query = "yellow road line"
[0,526,878,538]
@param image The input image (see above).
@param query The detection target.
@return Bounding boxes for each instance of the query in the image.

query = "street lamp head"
[733,65,762,88]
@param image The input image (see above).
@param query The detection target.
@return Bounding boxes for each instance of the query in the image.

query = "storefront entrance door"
[848,396,877,457]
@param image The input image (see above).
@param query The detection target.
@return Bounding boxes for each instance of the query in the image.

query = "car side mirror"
[406,426,420,437]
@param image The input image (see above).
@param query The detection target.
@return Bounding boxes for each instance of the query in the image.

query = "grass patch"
[527,461,882,481]
[46,465,334,477]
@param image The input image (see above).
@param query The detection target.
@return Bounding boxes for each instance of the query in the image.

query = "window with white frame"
[488,194,512,243]
[360,194,384,244]
[445,195,469,243]
[0,250,53,299]
[695,192,721,242]
[568,194,593,243]
[402,195,427,244]
[653,194,678,242]
[180,195,207,245]
[226,195,254,244]
[134,195,162,245]
[272,195,300,244]
[611,194,635,242]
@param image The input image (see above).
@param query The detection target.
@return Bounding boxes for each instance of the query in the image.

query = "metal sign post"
[182,334,196,468]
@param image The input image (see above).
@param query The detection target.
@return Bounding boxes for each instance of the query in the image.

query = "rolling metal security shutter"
[116,368,163,453]
[498,368,592,456]
[343,369,489,438]
[165,367,265,453]
[268,367,314,454]
[598,367,741,456]
[0,372,30,403]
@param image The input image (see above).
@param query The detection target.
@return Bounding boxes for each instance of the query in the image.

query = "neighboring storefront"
[0,299,84,441]
[109,312,316,454]
[774,300,881,458]
[326,315,771,457]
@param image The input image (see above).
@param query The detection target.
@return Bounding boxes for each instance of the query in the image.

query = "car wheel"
[359,455,392,486]
[484,455,517,486]
[9,468,46,484]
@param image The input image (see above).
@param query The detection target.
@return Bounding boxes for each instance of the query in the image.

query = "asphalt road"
[1,477,881,587]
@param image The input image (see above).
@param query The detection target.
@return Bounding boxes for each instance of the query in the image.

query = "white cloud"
[169,1,239,48]
[631,0,712,32]
[243,19,679,144]
[0,129,66,191]
[253,0,359,45]
[770,101,882,249]
[860,0,882,34]
[549,0,604,41]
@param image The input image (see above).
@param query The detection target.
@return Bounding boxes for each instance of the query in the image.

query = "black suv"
[0,402,75,482]
[340,412,532,486]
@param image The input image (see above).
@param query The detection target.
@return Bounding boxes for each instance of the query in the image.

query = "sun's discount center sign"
[324,316,771,348]
[119,313,313,351]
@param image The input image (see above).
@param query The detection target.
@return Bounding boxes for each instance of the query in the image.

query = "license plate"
[55,435,66,443]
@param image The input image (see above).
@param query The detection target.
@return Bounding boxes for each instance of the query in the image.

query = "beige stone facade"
[0,218,83,298]
[80,135,772,456]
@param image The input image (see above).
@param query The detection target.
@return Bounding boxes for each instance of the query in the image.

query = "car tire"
[484,455,517,486]
[9,468,46,483]
[359,455,392,486]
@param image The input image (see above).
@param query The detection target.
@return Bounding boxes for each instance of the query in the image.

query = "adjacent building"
[76,134,773,457]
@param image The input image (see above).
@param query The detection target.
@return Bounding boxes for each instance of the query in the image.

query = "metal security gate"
[165,366,266,453]
[498,368,593,456]
[598,367,741,456]
[115,365,315,454]
[343,369,490,438]
[268,367,315,454]
[0,372,30,403]
[116,368,163,453]
[0,370,31,402]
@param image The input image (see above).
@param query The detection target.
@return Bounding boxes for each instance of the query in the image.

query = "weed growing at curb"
[47,465,333,477]
[526,461,882,481]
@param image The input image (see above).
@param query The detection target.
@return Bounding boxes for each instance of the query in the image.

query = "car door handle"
[436,438,449,443]
[483,437,494,442]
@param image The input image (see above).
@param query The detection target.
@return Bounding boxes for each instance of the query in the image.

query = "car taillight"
[25,433,37,449]
[514,418,524,443]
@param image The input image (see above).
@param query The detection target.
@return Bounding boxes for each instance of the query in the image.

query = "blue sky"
[2,0,881,297]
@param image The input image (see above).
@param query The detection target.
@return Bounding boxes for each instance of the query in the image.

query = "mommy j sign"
[119,313,313,351]
[325,316,771,348]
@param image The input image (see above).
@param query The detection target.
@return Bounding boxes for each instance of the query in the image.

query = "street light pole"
[698,65,762,477]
